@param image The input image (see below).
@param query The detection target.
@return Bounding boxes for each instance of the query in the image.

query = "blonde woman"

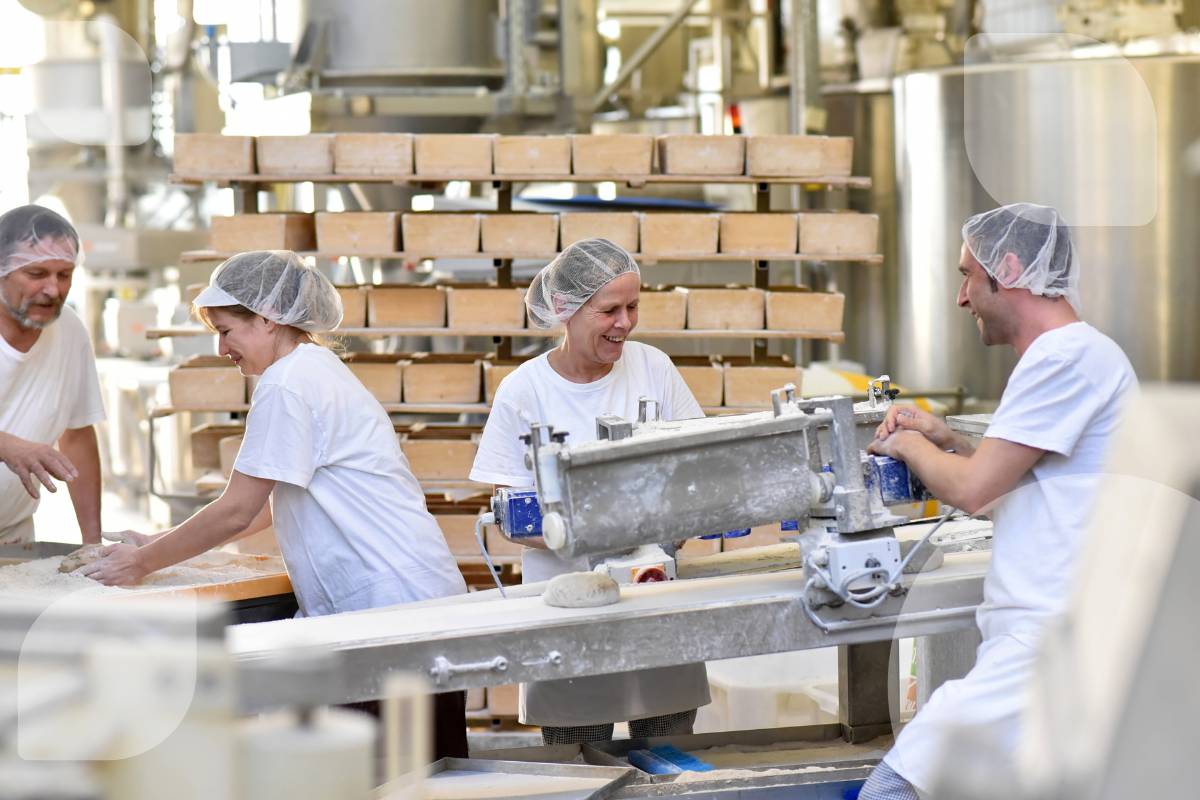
[85,250,469,755]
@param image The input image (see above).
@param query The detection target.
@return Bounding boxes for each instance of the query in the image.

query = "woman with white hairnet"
[84,250,471,757]
[470,238,710,744]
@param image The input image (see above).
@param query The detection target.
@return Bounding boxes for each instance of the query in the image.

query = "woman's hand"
[79,544,150,586]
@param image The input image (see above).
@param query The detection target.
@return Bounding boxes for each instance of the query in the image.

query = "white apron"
[883,630,1040,795]
[519,549,711,727]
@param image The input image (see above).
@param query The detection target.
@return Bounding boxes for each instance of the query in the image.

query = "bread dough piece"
[542,572,620,608]
[57,543,107,574]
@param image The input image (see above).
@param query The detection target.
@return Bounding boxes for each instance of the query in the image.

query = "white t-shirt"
[471,341,702,488]
[977,321,1137,642]
[469,341,710,726]
[235,343,467,617]
[0,306,105,534]
[884,321,1137,792]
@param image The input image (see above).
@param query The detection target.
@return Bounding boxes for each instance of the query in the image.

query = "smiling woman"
[470,238,711,745]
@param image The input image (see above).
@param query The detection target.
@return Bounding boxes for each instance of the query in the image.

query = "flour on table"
[0,551,271,602]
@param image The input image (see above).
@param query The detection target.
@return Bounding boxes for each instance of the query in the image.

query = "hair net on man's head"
[962,203,1080,309]
[0,205,81,279]
[193,250,343,332]
[525,238,640,328]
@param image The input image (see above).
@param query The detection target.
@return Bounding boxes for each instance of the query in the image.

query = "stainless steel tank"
[298,0,502,87]
[893,55,1200,399]
[824,81,897,380]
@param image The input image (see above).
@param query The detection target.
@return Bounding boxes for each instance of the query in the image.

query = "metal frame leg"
[838,640,897,743]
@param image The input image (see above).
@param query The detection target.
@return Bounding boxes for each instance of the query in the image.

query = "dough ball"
[543,572,620,608]
[58,543,107,574]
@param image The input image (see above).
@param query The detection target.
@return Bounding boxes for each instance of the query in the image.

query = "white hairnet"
[193,250,343,332]
[525,238,640,329]
[962,203,1080,309]
[0,205,81,279]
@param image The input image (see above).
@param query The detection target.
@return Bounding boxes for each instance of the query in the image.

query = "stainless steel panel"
[231,562,986,708]
[893,55,1200,399]
[824,83,898,379]
[298,0,501,84]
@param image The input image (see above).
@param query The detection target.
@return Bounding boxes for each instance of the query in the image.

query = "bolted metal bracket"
[429,655,508,686]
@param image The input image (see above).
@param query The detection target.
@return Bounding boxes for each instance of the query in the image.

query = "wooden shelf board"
[148,326,845,342]
[170,172,872,189]
[181,249,882,265]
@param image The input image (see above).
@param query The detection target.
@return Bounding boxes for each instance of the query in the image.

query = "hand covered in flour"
[0,432,78,499]
[78,543,149,586]
[104,529,155,547]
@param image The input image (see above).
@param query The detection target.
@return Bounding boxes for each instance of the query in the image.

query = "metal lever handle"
[771,383,798,417]
[637,396,660,423]
[428,655,508,686]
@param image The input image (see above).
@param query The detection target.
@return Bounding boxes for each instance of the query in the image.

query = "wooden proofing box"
[401,213,480,257]
[722,358,804,408]
[398,427,479,482]
[686,287,765,330]
[673,356,724,407]
[218,435,243,479]
[745,135,853,178]
[484,522,524,557]
[722,524,785,551]
[559,212,639,252]
[316,212,400,255]
[466,688,486,712]
[493,135,572,176]
[637,286,688,330]
[432,512,484,557]
[765,289,846,333]
[210,213,316,253]
[488,683,519,717]
[677,536,722,557]
[174,134,255,176]
[402,353,483,404]
[482,359,530,403]
[445,286,526,331]
[168,356,246,408]
[367,284,448,328]
[190,423,245,475]
[571,134,654,176]
[255,135,335,175]
[335,285,367,328]
[343,354,403,404]
[480,213,559,256]
[639,213,720,257]
[719,213,798,256]
[367,285,445,328]
[797,212,879,256]
[656,134,745,175]
[413,134,495,177]
[332,133,413,175]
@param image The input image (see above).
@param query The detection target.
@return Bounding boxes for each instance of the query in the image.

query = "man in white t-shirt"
[0,206,105,545]
[856,203,1137,799]
[471,239,710,745]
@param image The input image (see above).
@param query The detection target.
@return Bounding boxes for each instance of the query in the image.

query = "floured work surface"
[231,552,989,658]
[0,551,290,603]
[230,569,812,656]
